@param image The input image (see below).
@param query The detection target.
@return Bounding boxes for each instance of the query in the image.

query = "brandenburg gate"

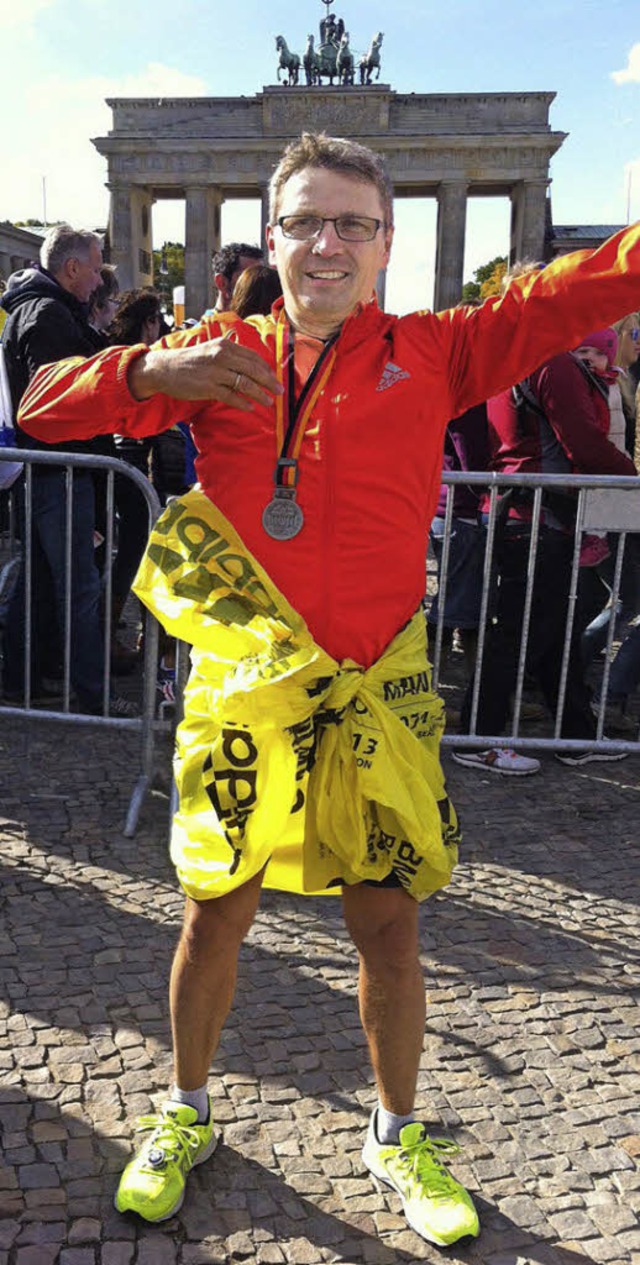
[94,86,565,318]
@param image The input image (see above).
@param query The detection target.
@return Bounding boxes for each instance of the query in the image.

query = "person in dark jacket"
[455,343,636,774]
[0,225,134,713]
[2,230,102,412]
[427,402,489,674]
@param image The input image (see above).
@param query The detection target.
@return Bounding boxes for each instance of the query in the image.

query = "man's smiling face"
[266,167,393,338]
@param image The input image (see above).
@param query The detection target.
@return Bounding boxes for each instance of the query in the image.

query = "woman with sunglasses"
[612,312,640,455]
[581,314,640,698]
[591,314,640,735]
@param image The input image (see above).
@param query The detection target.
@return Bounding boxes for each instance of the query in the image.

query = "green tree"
[461,254,508,302]
[153,241,185,313]
[15,218,63,228]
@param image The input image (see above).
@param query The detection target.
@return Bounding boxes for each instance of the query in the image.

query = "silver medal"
[262,493,305,541]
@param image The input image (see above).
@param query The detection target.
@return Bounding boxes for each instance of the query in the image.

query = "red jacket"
[487,352,636,478]
[18,225,640,667]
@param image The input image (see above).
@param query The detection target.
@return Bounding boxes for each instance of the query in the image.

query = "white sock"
[170,1084,209,1123]
[375,1103,415,1144]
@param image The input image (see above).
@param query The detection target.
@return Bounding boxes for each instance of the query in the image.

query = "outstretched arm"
[403,222,640,420]
[18,320,283,445]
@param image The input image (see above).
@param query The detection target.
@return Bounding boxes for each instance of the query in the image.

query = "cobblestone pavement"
[1,716,639,1265]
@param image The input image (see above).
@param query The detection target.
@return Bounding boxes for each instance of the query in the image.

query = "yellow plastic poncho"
[134,490,460,902]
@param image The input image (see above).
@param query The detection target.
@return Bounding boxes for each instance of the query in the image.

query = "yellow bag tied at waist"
[134,489,460,902]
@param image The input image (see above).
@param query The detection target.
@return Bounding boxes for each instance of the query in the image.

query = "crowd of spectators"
[1,226,639,766]
[434,273,640,774]
[0,229,271,714]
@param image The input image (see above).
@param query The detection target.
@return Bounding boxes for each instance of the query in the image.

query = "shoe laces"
[135,1110,202,1171]
[397,1133,462,1203]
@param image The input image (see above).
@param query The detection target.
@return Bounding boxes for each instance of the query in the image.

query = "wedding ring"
[233,372,242,393]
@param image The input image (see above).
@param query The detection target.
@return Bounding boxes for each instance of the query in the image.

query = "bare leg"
[170,869,265,1090]
[342,883,425,1115]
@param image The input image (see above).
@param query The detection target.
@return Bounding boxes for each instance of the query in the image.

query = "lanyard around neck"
[273,313,338,488]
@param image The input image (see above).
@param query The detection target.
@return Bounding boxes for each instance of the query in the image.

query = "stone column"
[129,187,154,288]
[107,185,135,290]
[259,186,271,254]
[510,179,549,265]
[375,268,387,311]
[433,181,468,311]
[185,186,222,319]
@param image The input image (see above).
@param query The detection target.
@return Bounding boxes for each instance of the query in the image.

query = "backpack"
[0,317,24,489]
[510,376,578,529]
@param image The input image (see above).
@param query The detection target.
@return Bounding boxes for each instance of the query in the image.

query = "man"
[210,241,264,313]
[19,134,640,1246]
[0,224,129,711]
[454,329,636,776]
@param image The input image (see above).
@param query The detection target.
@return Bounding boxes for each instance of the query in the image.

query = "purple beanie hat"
[574,328,618,367]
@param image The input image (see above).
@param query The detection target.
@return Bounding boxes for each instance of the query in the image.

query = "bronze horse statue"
[303,34,320,86]
[359,31,384,85]
[275,35,300,86]
[336,32,355,86]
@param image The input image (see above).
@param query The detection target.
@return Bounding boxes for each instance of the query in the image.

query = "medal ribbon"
[274,312,338,489]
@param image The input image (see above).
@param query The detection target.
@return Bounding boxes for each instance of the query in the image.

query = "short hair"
[89,264,119,315]
[211,242,263,282]
[230,264,283,319]
[110,288,161,346]
[269,132,394,228]
[40,224,102,276]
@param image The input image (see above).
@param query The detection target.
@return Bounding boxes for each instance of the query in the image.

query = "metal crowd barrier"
[0,447,163,835]
[432,470,640,756]
[158,470,640,796]
[6,454,634,847]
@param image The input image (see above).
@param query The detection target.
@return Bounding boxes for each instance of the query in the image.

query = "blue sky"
[2,0,639,310]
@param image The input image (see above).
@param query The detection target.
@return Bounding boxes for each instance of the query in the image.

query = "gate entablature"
[95,87,565,317]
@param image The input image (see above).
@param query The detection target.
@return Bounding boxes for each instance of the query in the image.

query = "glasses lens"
[279,215,380,241]
[336,216,379,241]
[280,216,322,239]
[630,327,640,341]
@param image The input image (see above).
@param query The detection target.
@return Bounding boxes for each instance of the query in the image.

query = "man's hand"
[128,338,283,412]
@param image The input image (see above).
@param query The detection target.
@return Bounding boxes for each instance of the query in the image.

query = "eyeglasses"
[626,326,639,341]
[277,214,383,242]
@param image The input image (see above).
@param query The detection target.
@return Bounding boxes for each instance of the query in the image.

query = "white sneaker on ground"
[554,742,628,767]
[451,748,540,776]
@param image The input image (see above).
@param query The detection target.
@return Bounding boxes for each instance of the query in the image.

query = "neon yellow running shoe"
[362,1114,480,1246]
[115,1100,216,1222]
